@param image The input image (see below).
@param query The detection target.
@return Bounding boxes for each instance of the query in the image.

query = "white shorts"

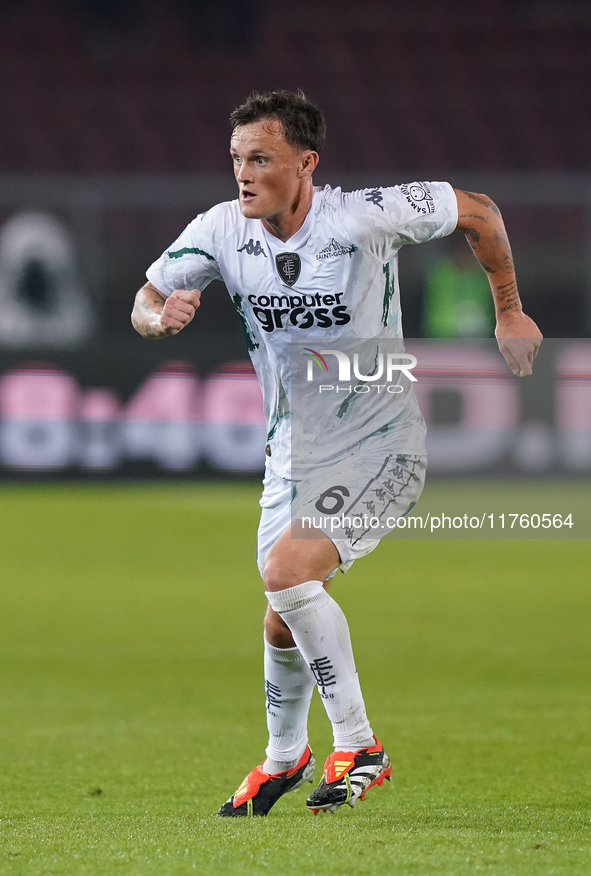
[256,452,427,576]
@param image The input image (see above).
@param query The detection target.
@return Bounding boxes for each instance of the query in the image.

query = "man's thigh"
[257,453,426,577]
[257,468,293,577]
[294,452,427,571]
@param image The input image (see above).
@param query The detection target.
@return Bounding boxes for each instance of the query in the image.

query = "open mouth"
[241,190,256,202]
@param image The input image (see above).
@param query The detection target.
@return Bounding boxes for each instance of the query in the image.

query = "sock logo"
[309,656,336,699]
[265,680,282,715]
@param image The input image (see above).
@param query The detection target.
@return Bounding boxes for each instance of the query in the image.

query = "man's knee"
[262,552,292,592]
[262,550,328,592]
[264,606,295,648]
[262,527,340,592]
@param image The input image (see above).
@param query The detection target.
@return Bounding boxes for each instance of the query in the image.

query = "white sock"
[262,640,315,774]
[266,581,375,752]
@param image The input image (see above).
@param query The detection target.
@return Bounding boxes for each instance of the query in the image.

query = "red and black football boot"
[217,746,316,817]
[306,737,391,813]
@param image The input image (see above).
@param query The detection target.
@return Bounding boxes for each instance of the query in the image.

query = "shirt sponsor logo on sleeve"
[237,239,267,257]
[316,238,358,260]
[400,181,435,214]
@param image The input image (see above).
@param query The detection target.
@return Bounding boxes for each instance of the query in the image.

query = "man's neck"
[261,181,314,242]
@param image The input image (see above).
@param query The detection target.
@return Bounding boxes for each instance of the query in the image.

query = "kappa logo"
[316,238,358,260]
[400,181,435,214]
[365,188,384,211]
[237,238,267,257]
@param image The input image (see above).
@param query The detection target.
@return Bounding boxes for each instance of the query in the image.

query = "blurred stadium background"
[0,0,589,478]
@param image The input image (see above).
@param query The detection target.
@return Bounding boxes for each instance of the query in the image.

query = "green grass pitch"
[0,480,589,875]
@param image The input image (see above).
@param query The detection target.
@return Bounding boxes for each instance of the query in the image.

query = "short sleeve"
[340,181,458,261]
[146,210,223,297]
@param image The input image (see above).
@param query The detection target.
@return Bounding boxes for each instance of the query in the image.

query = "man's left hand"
[495,311,543,377]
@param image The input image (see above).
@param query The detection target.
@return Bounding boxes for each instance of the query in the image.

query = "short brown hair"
[230,90,327,153]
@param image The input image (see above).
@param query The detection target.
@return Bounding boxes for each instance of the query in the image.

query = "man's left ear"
[299,151,319,176]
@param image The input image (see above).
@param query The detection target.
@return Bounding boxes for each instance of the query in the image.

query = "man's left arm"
[454,189,542,376]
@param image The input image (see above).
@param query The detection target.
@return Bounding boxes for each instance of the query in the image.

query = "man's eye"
[256,157,267,165]
[234,156,241,164]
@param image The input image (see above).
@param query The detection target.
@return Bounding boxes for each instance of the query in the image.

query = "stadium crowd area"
[0,0,588,175]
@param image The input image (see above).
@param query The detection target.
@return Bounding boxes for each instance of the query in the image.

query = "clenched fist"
[159,288,202,335]
[495,311,543,377]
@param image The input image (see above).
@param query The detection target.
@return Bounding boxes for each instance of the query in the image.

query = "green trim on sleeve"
[167,246,215,261]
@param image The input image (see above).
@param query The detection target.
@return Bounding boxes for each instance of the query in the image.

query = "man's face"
[230,119,314,220]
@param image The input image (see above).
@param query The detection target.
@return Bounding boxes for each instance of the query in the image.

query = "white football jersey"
[146,182,458,478]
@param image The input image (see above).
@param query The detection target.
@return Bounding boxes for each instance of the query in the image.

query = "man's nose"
[237,162,252,183]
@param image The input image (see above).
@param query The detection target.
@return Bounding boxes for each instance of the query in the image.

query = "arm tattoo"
[149,291,164,308]
[464,229,496,272]
[458,191,522,312]
[458,212,489,224]
[496,279,519,312]
[494,231,515,272]
[131,284,166,338]
[464,228,480,243]
[461,190,501,215]
[139,321,163,339]
[461,215,514,277]
[464,226,480,244]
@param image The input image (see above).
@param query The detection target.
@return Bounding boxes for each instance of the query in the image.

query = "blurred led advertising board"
[0,360,266,474]
[0,339,589,476]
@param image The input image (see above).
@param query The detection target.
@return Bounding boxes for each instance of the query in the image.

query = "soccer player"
[131,91,541,816]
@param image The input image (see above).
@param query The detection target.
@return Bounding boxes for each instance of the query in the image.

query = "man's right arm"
[131,282,201,339]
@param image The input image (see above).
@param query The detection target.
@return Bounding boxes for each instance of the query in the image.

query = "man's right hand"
[131,283,202,339]
[159,288,202,335]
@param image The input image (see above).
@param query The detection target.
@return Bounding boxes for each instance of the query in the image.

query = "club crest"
[275,252,301,287]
